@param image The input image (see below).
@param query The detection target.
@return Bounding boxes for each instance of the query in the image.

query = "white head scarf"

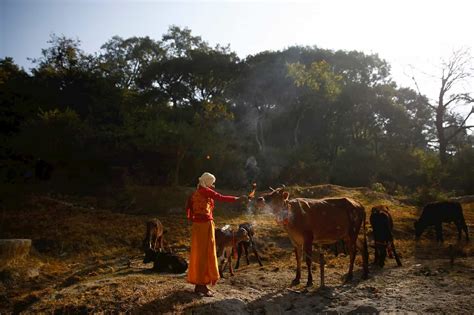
[198,172,216,188]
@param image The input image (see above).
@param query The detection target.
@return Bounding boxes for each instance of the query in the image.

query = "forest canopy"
[1,26,473,198]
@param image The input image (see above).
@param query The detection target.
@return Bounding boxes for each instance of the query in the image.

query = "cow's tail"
[362,207,369,279]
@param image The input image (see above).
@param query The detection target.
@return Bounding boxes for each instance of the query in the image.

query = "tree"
[231,50,299,153]
[287,60,342,147]
[99,36,164,89]
[161,25,211,58]
[0,58,30,137]
[31,34,94,75]
[412,48,474,164]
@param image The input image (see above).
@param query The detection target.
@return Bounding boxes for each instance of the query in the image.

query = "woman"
[186,172,247,296]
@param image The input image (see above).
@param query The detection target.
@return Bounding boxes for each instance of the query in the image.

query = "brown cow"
[142,219,164,260]
[257,188,368,287]
[215,225,249,277]
[370,205,402,267]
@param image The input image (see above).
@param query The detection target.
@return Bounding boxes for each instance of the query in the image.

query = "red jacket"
[186,186,238,222]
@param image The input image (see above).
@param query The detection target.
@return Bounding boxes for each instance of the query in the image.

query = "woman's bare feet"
[194,285,214,297]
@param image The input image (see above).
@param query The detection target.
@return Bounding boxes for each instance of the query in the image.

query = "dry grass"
[0,239,32,268]
[0,184,473,313]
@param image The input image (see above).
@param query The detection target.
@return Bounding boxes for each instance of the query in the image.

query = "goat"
[142,219,164,256]
[215,225,249,277]
[234,222,263,269]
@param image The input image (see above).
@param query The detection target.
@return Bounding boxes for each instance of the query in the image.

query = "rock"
[0,239,32,268]
[347,305,379,314]
[26,268,40,279]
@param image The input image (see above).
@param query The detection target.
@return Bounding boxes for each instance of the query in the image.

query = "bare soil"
[17,255,473,314]
[1,185,473,314]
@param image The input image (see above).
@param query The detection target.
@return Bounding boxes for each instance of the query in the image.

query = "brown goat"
[215,225,249,277]
[142,219,164,257]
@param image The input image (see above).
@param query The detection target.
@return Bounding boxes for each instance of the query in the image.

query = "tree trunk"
[436,101,447,165]
[173,146,185,186]
[256,115,265,153]
[294,110,304,147]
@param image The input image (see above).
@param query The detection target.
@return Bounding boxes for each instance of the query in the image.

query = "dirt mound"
[288,184,402,206]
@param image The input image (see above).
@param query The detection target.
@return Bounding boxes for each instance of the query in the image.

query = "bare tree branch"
[409,75,436,109]
[445,107,474,142]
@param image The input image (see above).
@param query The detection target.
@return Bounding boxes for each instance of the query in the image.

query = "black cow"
[234,222,263,269]
[143,248,188,274]
[370,205,402,267]
[414,201,469,242]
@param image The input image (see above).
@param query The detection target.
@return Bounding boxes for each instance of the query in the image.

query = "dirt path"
[24,254,474,314]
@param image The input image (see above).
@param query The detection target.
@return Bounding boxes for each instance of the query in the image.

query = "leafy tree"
[162,25,211,58]
[287,60,342,147]
[0,58,30,138]
[99,36,164,89]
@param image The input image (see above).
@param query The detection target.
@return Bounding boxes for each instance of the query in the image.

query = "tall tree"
[412,48,474,164]
[287,60,342,147]
[99,36,164,89]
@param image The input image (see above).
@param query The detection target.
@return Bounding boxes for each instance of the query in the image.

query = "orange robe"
[186,186,237,285]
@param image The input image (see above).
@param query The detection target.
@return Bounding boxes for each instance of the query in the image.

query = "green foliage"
[412,186,454,206]
[330,145,377,187]
[370,182,387,193]
[287,60,342,100]
[0,27,471,197]
[412,148,443,187]
[99,36,164,89]
[445,145,474,194]
[13,108,86,162]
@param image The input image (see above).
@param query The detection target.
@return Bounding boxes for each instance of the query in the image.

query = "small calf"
[370,205,402,267]
[234,222,263,269]
[142,219,164,253]
[143,248,188,274]
[215,225,249,277]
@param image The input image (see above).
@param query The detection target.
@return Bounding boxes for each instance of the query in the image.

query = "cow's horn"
[269,186,275,192]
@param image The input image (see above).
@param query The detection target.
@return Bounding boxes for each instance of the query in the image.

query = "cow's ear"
[282,191,289,200]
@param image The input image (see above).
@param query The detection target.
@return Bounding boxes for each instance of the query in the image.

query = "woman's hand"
[237,195,249,204]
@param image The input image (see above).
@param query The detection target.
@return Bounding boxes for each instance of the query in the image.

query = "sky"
[1,0,473,119]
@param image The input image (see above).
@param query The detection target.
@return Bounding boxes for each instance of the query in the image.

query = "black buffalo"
[370,205,402,267]
[414,201,469,242]
[143,248,188,274]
